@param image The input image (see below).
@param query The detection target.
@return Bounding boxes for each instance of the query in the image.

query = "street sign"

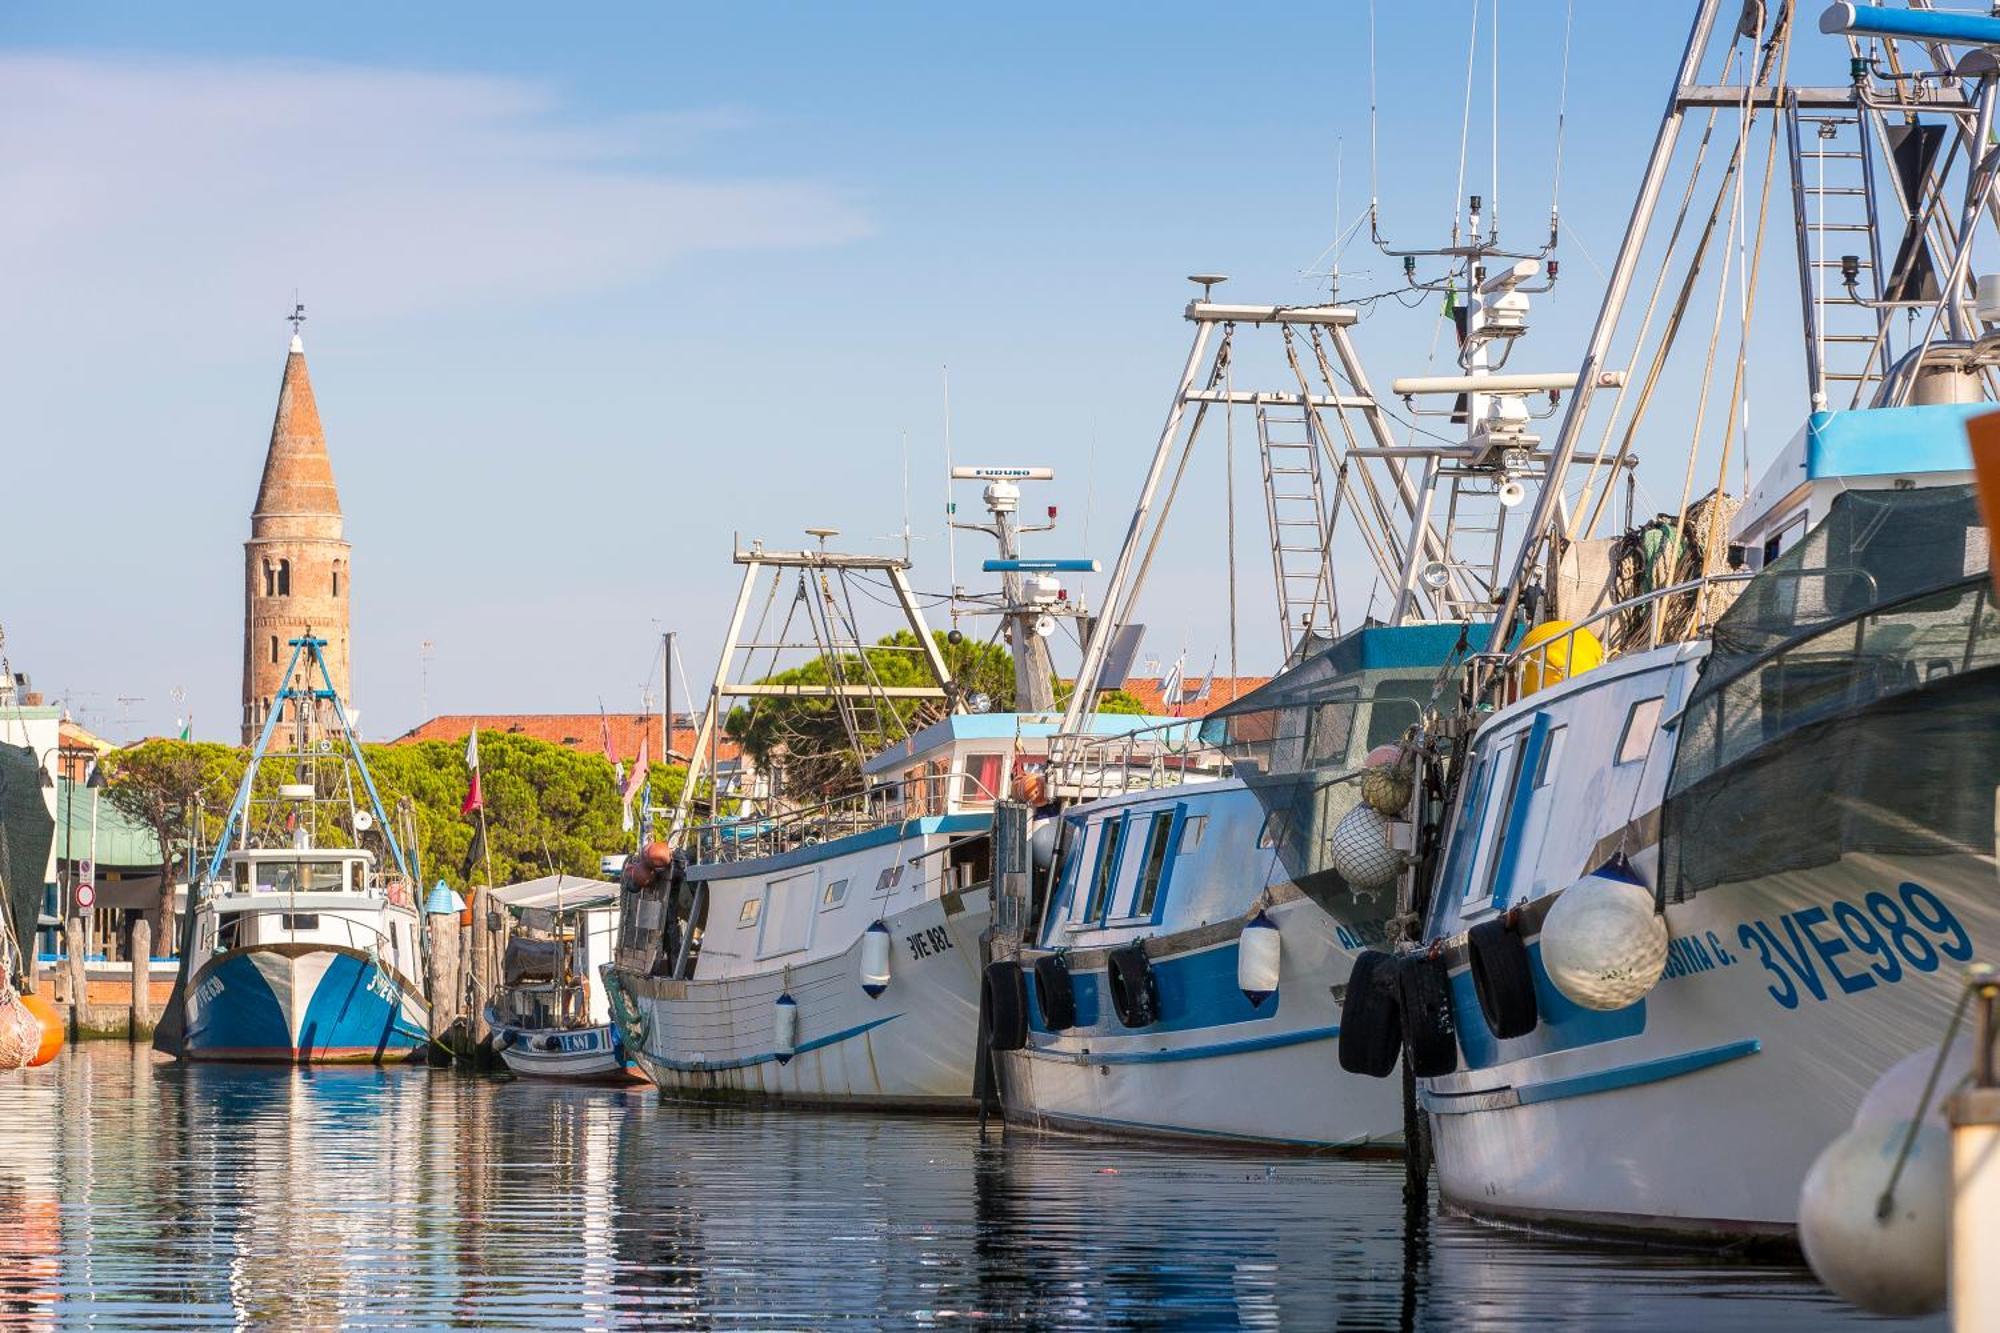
[75,882,96,910]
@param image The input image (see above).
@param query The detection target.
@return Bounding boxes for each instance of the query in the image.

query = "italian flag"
[461,725,483,814]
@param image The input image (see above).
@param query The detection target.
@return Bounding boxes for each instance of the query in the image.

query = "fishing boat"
[156,633,427,1064]
[974,285,1534,1149]
[1333,0,2000,1241]
[487,873,644,1083]
[607,486,1171,1108]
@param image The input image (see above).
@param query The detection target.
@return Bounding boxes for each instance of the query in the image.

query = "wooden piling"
[64,919,85,1039]
[128,919,152,1038]
[426,911,461,1062]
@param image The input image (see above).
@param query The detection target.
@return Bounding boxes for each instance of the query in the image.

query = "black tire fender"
[1398,951,1460,1078]
[1105,942,1160,1029]
[1032,953,1077,1032]
[1337,950,1403,1078]
[982,960,1030,1052]
[1467,916,1539,1040]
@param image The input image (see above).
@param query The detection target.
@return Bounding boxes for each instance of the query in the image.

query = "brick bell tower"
[242,316,351,743]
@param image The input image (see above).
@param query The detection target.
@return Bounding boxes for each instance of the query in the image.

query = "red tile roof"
[391,714,738,765]
[1116,675,1270,717]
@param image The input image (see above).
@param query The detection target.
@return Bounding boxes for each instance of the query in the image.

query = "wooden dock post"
[64,919,85,1039]
[128,919,152,1039]
[426,908,461,1061]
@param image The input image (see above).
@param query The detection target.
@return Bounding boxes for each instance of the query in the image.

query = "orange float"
[19,993,62,1067]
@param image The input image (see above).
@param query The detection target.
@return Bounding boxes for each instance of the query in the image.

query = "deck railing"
[1468,571,1757,703]
[1045,717,1234,801]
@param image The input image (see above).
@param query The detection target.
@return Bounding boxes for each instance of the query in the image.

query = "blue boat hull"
[183,945,428,1064]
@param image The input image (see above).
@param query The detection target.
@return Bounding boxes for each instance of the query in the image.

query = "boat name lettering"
[1735,882,1973,1011]
[906,924,954,960]
[190,974,223,1015]
[1659,930,1737,981]
[367,970,400,1005]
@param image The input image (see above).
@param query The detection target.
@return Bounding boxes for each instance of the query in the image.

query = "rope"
[1876,984,1974,1221]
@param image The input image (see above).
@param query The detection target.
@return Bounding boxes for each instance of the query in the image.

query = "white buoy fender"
[1029,819,1059,873]
[860,920,892,998]
[772,992,799,1065]
[1237,910,1281,1007]
[1799,1119,1950,1316]
[1328,804,1400,891]
[1538,857,1669,1011]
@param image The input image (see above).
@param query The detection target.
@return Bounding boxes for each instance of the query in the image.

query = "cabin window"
[737,897,762,927]
[1464,737,1523,902]
[1616,697,1665,766]
[304,861,344,893]
[873,865,904,896]
[1534,725,1567,788]
[1365,681,1429,752]
[821,878,850,910]
[1081,818,1125,922]
[277,560,292,596]
[960,753,1004,805]
[1180,814,1206,851]
[1306,689,1360,766]
[1762,510,1808,567]
[1131,813,1175,918]
[280,913,319,931]
[904,765,930,817]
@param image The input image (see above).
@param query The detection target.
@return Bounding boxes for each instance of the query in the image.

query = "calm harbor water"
[0,1045,1937,1330]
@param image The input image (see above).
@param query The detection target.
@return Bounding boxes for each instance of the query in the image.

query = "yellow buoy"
[1516,620,1603,697]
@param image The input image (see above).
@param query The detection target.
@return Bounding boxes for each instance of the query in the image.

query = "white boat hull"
[1425,849,1997,1240]
[997,897,1403,1151]
[496,1022,645,1084]
[621,885,990,1109]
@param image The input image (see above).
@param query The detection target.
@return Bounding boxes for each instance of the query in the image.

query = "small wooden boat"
[487,874,644,1084]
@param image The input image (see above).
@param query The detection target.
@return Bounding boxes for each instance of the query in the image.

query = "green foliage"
[723,630,1158,795]
[103,734,688,895]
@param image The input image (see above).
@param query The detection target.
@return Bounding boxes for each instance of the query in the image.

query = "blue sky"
[2,3,1768,741]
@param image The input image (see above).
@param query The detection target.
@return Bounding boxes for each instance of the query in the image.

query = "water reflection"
[0,1046,1942,1329]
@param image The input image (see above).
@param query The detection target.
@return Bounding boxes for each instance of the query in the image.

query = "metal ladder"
[1437,478,1509,619]
[1254,405,1340,658]
[1787,100,1890,408]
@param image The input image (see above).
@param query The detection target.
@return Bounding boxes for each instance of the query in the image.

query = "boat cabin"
[201,846,419,966]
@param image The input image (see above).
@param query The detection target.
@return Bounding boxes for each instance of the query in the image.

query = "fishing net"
[0,742,55,986]
[1660,486,1998,900]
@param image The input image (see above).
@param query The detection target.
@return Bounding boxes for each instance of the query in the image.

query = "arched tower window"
[263,560,275,597]
[332,563,342,597]
[277,560,291,596]
[270,636,279,664]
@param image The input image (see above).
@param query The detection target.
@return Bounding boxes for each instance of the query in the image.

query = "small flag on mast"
[621,737,648,832]
[461,725,483,814]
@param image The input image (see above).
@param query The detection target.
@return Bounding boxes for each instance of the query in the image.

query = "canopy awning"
[488,874,619,914]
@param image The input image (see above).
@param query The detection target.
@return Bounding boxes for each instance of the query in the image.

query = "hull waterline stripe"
[1029,1023,1338,1065]
[646,1013,901,1072]
[1018,1106,1394,1150]
[1421,1038,1762,1115]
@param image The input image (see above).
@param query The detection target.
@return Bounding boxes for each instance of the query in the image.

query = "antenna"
[1188,273,1229,301]
[942,366,960,616]
[418,640,435,721]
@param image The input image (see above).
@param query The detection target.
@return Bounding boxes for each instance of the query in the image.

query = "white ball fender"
[1029,819,1059,873]
[1328,804,1401,891]
[1799,1119,1949,1316]
[1538,859,1668,1011]
[772,992,799,1065]
[860,920,892,998]
[1237,910,1281,1007]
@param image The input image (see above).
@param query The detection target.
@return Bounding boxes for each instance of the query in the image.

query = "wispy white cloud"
[0,54,868,334]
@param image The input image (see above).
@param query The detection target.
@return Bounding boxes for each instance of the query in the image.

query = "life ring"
[1031,953,1077,1032]
[1337,950,1403,1078]
[1104,942,1159,1029]
[1397,952,1459,1077]
[1467,916,1539,1039]
[982,961,1029,1052]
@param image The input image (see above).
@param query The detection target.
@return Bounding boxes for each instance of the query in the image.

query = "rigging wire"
[1223,351,1239,684]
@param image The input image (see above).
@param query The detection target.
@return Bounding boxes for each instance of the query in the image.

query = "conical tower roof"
[252,334,341,525]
